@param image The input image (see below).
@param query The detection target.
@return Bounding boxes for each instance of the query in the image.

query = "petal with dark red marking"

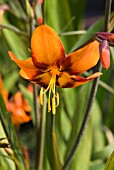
[61,40,100,75]
[31,25,65,70]
[56,72,102,88]
[31,72,52,88]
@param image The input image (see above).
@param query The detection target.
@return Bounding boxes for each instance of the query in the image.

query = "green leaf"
[25,0,34,19]
[8,0,27,20]
[68,0,87,30]
[4,71,19,91]
[45,0,75,53]
[45,112,62,170]
[92,144,114,161]
[104,151,114,170]
[68,119,92,170]
[62,83,93,170]
[64,83,91,160]
[2,15,29,60]
[0,94,26,170]
[89,161,105,170]
[70,18,104,52]
[0,123,16,170]
[91,100,105,153]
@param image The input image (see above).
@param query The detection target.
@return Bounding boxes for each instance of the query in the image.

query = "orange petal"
[20,69,29,79]
[14,92,23,107]
[0,75,9,104]
[0,75,4,92]
[11,108,31,125]
[31,25,65,70]
[8,51,41,79]
[62,40,100,75]
[30,72,52,88]
[56,72,102,88]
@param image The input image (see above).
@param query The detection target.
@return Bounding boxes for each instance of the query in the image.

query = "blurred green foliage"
[0,0,114,170]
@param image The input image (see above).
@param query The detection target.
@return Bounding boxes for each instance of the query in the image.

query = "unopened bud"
[99,40,110,70]
[37,17,43,25]
[38,0,44,4]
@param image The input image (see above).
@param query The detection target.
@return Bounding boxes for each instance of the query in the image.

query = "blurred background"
[0,0,114,170]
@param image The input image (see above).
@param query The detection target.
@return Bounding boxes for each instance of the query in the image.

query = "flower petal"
[8,51,41,79]
[11,108,31,125]
[56,72,102,88]
[61,40,100,75]
[0,75,8,103]
[31,25,65,70]
[31,72,52,88]
[19,69,29,79]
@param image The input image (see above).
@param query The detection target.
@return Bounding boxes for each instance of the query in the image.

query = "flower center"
[39,69,60,114]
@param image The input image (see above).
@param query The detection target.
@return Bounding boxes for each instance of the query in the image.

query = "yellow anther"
[39,74,59,114]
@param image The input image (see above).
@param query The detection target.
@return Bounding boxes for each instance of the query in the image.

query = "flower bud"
[37,17,43,25]
[99,40,110,70]
[38,0,44,4]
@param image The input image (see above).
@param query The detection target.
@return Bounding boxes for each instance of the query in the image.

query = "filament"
[39,75,59,114]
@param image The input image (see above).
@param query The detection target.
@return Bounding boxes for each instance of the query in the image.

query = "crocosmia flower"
[7,92,31,125]
[9,25,102,114]
[0,76,31,125]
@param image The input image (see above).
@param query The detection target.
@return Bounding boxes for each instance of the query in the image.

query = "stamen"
[48,87,51,112]
[39,73,59,114]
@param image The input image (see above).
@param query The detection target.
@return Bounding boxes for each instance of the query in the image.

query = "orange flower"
[7,92,31,125]
[0,76,31,125]
[9,25,102,114]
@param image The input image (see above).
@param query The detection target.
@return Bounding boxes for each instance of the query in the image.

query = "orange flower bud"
[38,0,43,4]
[37,17,43,25]
[99,40,110,70]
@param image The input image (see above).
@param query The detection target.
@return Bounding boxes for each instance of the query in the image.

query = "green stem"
[59,30,86,36]
[104,0,112,32]
[0,24,29,36]
[62,0,112,169]
[36,95,46,170]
